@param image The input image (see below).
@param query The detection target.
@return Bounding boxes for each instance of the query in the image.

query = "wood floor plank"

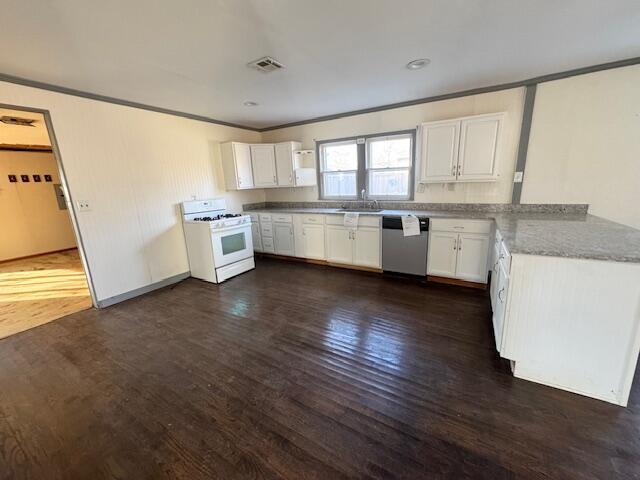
[0,249,91,340]
[0,256,638,479]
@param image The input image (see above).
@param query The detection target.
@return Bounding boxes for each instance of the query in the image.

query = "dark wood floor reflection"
[0,257,638,479]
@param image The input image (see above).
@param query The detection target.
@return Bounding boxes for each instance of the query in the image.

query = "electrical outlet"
[76,200,91,212]
[513,171,524,183]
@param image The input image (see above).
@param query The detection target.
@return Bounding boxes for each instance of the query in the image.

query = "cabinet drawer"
[262,236,275,252]
[260,223,273,237]
[259,213,272,222]
[326,214,381,228]
[302,214,324,225]
[272,213,293,223]
[430,218,492,234]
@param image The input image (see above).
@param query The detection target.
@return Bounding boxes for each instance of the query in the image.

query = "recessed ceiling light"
[406,58,430,70]
[243,101,258,107]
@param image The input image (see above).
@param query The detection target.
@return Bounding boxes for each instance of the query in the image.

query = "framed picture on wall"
[8,175,17,182]
[33,174,41,182]
[21,175,30,182]
[44,174,52,182]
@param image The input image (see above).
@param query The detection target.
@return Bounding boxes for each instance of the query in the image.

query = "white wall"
[262,88,525,204]
[0,151,77,261]
[0,81,264,302]
[521,65,640,229]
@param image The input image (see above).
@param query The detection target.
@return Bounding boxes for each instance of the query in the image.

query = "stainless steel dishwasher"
[382,216,429,276]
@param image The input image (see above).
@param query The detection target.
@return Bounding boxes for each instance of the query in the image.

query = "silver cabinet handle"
[453,238,457,250]
[457,164,461,175]
[498,287,505,302]
[452,165,456,176]
[458,238,462,251]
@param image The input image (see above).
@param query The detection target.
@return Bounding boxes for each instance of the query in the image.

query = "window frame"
[316,129,416,201]
[317,138,359,200]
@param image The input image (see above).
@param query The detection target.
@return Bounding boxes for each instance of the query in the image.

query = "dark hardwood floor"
[0,256,638,479]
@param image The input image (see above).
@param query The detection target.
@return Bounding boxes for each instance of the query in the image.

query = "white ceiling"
[1,0,639,129]
[0,109,50,145]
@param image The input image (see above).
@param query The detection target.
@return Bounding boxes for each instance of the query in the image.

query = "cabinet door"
[292,214,305,257]
[251,222,262,252]
[273,223,295,256]
[492,262,509,352]
[458,114,501,181]
[420,120,459,183]
[233,143,254,189]
[427,231,458,278]
[275,143,295,187]
[455,233,490,283]
[353,228,381,268]
[326,226,353,264]
[489,243,500,310]
[302,224,325,260]
[250,144,277,187]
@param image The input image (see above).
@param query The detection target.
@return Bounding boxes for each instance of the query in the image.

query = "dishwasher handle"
[382,216,429,231]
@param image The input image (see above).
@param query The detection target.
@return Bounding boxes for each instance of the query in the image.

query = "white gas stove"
[181,198,254,283]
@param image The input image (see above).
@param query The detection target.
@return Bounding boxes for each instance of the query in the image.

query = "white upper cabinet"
[250,144,278,187]
[222,141,312,190]
[275,141,302,187]
[420,120,459,182]
[458,115,502,181]
[419,112,504,183]
[221,142,254,190]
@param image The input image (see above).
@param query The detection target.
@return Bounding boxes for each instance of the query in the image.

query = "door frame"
[1,102,98,307]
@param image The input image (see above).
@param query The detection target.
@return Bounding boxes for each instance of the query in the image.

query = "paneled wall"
[0,151,77,261]
[0,81,264,302]
[261,88,525,204]
[521,64,640,229]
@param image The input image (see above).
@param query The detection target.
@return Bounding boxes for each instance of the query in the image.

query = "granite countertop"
[246,207,640,263]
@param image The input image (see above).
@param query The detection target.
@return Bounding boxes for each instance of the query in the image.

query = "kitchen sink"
[338,208,383,212]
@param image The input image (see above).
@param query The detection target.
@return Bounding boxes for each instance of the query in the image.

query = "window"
[366,134,412,199]
[318,131,414,200]
[319,140,358,198]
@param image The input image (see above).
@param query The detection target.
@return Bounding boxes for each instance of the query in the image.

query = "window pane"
[369,169,409,197]
[368,137,411,168]
[323,142,358,171]
[323,171,357,197]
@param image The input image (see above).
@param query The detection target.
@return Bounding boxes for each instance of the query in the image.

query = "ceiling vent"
[247,56,284,73]
[0,116,37,127]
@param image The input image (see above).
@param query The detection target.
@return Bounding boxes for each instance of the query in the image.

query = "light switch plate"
[77,200,91,212]
[513,171,524,183]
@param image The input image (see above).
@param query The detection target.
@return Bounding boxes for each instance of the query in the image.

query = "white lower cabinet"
[455,233,490,282]
[251,222,262,252]
[326,224,381,269]
[353,228,381,268]
[274,222,295,256]
[492,260,509,351]
[426,231,458,277]
[302,224,325,260]
[326,226,353,264]
[427,219,491,283]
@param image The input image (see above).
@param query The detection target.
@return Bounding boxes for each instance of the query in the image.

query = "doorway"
[0,105,95,339]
